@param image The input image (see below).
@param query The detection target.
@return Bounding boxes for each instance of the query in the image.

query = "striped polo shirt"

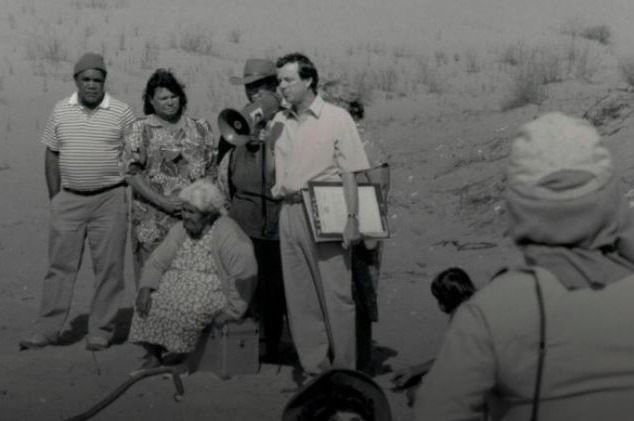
[41,92,136,190]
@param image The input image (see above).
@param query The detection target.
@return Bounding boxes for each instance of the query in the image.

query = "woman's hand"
[160,194,182,217]
[136,287,153,318]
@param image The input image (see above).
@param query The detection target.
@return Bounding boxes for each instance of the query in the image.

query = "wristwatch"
[347,213,358,219]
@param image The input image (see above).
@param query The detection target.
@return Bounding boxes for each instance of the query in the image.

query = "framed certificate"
[301,181,389,242]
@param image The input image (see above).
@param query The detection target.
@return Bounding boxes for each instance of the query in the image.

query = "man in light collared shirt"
[19,53,136,352]
[272,53,370,374]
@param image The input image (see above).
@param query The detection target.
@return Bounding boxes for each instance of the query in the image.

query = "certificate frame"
[301,181,390,243]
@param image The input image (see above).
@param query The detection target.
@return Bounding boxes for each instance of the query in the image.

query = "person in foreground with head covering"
[282,368,392,421]
[127,180,257,370]
[415,112,634,421]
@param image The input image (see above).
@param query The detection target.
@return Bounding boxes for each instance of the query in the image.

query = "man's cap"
[282,369,392,421]
[73,52,107,78]
[230,58,277,85]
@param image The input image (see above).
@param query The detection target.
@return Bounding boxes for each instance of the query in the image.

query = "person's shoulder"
[187,115,213,131]
[106,93,129,106]
[125,116,151,130]
[51,95,75,112]
[319,97,355,124]
[216,215,244,232]
[106,95,133,112]
[468,268,536,306]
[273,107,291,122]
[216,216,250,240]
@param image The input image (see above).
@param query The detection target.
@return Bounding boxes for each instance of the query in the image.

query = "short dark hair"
[142,68,188,115]
[276,53,319,93]
[431,267,475,315]
[347,100,365,122]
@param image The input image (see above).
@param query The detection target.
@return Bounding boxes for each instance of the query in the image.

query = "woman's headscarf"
[178,180,227,215]
[505,112,634,289]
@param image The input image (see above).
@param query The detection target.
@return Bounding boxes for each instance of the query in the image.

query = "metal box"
[188,318,260,379]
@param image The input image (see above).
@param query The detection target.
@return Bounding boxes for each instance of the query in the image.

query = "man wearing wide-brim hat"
[19,52,136,352]
[216,58,288,362]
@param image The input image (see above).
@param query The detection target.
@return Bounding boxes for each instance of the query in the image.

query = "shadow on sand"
[56,307,134,346]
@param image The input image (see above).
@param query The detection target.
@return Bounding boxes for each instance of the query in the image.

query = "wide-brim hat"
[282,369,392,421]
[230,58,277,85]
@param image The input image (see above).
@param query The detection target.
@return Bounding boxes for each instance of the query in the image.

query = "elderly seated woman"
[128,179,257,370]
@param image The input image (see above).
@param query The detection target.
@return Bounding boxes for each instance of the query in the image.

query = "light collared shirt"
[271,95,370,197]
[42,92,136,190]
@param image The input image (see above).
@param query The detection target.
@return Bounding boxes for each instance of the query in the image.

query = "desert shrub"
[72,0,128,9]
[501,60,545,110]
[416,57,443,94]
[392,47,414,60]
[140,40,159,69]
[434,49,448,67]
[566,43,599,81]
[350,72,374,103]
[580,24,611,45]
[179,28,215,55]
[228,28,242,44]
[25,34,68,62]
[619,57,634,88]
[464,49,480,73]
[534,49,563,84]
[498,42,528,67]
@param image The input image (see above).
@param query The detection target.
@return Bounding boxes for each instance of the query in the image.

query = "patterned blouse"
[120,114,216,252]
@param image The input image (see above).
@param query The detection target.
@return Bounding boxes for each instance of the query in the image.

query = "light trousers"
[35,186,128,341]
[279,202,356,373]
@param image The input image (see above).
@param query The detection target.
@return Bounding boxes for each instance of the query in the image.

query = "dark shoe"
[129,353,163,376]
[86,336,110,351]
[19,332,54,350]
[161,352,187,366]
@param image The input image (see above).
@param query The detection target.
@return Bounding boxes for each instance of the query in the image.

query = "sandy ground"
[3,0,634,420]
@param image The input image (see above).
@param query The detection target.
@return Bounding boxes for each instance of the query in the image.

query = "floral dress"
[128,224,228,353]
[120,114,216,261]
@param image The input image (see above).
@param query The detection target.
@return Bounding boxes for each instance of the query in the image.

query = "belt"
[63,181,126,196]
[282,191,304,204]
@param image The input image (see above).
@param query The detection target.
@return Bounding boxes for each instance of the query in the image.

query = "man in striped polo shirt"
[20,53,136,351]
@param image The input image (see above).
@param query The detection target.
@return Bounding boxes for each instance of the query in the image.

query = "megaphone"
[218,91,282,146]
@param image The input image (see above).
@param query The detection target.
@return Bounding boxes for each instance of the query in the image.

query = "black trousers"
[251,237,287,356]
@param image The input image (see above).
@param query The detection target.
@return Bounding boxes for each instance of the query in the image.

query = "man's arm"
[342,171,361,249]
[45,148,61,199]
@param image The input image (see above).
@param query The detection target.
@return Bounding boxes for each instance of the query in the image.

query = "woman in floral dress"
[128,180,257,369]
[120,69,216,282]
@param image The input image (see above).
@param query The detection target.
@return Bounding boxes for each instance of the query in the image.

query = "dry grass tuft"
[501,59,545,110]
[179,28,215,56]
[25,34,68,63]
[71,0,129,9]
[140,40,159,69]
[228,28,242,44]
[580,24,612,45]
[619,57,634,89]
